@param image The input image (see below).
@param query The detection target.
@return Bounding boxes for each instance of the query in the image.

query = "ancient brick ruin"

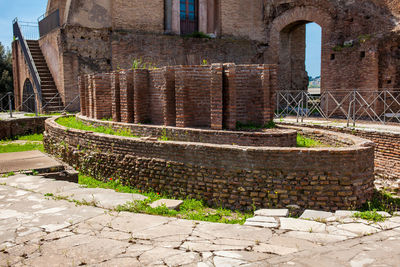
[79,64,277,130]
[11,0,400,112]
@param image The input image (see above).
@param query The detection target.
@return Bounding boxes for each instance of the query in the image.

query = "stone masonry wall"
[81,64,278,130]
[44,116,375,211]
[76,114,297,148]
[279,122,400,180]
[0,117,48,140]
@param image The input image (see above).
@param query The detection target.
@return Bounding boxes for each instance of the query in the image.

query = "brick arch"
[268,6,334,91]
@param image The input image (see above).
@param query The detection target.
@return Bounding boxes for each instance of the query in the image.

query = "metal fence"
[275,89,400,126]
[0,92,80,118]
[17,21,39,40]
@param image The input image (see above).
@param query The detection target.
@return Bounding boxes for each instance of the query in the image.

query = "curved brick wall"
[279,121,400,180]
[0,117,48,140]
[44,116,375,211]
[76,114,297,147]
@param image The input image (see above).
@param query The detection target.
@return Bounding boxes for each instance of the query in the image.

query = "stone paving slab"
[300,209,334,220]
[254,209,289,217]
[0,151,63,174]
[149,199,183,210]
[1,174,400,266]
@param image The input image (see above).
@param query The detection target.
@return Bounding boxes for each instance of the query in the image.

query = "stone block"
[254,209,289,217]
[335,210,357,218]
[300,210,334,220]
[150,199,183,210]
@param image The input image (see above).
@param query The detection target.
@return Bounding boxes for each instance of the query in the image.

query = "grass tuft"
[79,174,252,224]
[56,116,139,138]
[353,210,385,222]
[0,143,44,153]
[296,134,324,147]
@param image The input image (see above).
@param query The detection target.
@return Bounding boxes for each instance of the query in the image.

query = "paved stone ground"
[0,112,37,121]
[1,174,400,266]
[0,151,63,174]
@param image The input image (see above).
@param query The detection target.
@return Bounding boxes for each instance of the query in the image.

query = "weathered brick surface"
[80,64,277,129]
[44,116,375,211]
[77,114,297,147]
[280,122,400,180]
[0,117,48,140]
[119,70,134,123]
[92,73,112,120]
[111,71,121,122]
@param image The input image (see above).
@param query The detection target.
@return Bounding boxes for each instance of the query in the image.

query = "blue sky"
[306,23,322,78]
[0,1,322,77]
[0,0,47,50]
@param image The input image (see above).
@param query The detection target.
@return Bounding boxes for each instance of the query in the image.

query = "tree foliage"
[0,42,13,95]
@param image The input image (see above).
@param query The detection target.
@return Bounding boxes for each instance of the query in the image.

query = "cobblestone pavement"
[1,174,400,266]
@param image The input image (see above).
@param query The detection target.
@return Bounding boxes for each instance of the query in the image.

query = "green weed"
[296,134,324,148]
[2,171,15,178]
[236,121,276,131]
[56,116,139,138]
[80,174,252,224]
[353,210,385,222]
[0,143,44,153]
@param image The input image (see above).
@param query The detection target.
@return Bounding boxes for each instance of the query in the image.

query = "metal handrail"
[12,18,42,102]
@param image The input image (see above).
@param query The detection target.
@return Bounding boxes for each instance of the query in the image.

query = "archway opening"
[22,79,36,113]
[306,23,322,94]
[278,21,322,93]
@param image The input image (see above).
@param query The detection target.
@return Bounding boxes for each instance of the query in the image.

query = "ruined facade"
[12,0,400,111]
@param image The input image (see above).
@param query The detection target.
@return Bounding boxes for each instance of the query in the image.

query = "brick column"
[175,67,190,127]
[261,66,272,124]
[134,69,149,124]
[163,67,176,126]
[111,71,121,122]
[223,63,237,130]
[87,75,94,118]
[93,73,112,120]
[119,70,134,123]
[210,64,223,130]
[78,75,87,116]
[269,65,278,119]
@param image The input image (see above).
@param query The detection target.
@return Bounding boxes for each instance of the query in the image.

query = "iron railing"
[0,92,80,118]
[16,21,40,40]
[275,89,400,126]
[38,9,60,37]
[12,18,42,102]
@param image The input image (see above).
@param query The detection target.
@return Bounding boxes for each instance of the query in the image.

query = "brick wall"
[81,64,278,129]
[77,114,297,147]
[0,117,48,140]
[112,0,164,33]
[92,73,112,120]
[44,116,375,211]
[279,121,400,180]
[111,32,266,70]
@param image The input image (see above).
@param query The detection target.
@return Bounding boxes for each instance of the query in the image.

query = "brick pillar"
[119,70,134,123]
[210,64,223,130]
[78,75,87,116]
[261,66,272,124]
[93,73,112,120]
[134,69,149,124]
[269,65,278,119]
[223,63,237,130]
[163,67,176,126]
[87,75,94,118]
[111,71,121,122]
[175,67,190,127]
[84,75,90,117]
